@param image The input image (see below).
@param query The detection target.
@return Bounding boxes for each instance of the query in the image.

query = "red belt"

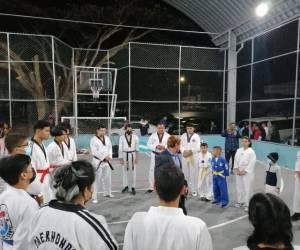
[37,165,57,183]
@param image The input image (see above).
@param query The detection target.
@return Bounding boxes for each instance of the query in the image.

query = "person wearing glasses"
[5,133,44,206]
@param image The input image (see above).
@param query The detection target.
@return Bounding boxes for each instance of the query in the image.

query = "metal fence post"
[7,33,12,127]
[249,39,254,137]
[51,36,58,125]
[178,46,182,135]
[292,18,300,146]
[128,43,131,122]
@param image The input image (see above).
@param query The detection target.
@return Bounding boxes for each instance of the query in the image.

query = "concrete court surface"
[85,152,300,250]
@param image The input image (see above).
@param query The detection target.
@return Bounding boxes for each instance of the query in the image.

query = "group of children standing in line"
[144,121,283,212]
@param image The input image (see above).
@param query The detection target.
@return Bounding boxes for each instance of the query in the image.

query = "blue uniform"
[212,156,229,206]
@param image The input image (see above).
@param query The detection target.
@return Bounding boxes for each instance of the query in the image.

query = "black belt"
[152,151,161,155]
[93,156,114,171]
[124,151,135,171]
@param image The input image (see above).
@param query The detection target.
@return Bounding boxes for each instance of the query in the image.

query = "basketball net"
[90,82,103,102]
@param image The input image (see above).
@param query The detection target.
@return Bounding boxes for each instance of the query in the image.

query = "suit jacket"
[155,149,187,187]
[155,149,182,169]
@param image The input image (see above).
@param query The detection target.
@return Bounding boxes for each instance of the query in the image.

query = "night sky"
[0,0,214,48]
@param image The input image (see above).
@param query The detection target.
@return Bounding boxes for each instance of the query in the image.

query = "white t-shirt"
[0,185,39,249]
[123,206,212,250]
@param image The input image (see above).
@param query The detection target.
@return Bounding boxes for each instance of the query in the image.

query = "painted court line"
[207,215,248,230]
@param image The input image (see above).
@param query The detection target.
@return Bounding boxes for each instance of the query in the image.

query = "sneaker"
[291,213,300,221]
[132,188,136,195]
[92,199,98,204]
[204,198,211,202]
[122,186,129,193]
[221,203,228,208]
[105,194,115,198]
[234,203,242,208]
[145,189,153,194]
[192,192,197,197]
[212,200,219,204]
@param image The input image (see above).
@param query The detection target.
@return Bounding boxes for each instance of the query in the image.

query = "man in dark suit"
[155,135,188,215]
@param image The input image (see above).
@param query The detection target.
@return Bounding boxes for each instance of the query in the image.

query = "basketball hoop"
[89,79,103,101]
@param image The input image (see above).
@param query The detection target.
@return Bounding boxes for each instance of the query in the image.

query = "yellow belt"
[199,167,209,181]
[213,170,225,178]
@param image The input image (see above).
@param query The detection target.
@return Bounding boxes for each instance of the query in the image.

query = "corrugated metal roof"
[164,0,300,46]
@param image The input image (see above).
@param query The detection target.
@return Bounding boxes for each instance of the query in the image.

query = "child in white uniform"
[198,143,213,201]
[265,152,282,196]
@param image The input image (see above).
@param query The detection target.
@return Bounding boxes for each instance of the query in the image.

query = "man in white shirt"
[47,126,71,166]
[29,120,52,203]
[61,122,77,162]
[119,124,139,195]
[123,162,212,250]
[90,124,114,203]
[0,155,39,249]
[180,123,201,196]
[5,133,43,205]
[146,123,169,193]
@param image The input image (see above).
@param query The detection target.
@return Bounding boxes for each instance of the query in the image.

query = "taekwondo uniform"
[47,140,71,166]
[198,151,213,200]
[29,138,53,203]
[212,156,229,206]
[64,136,77,161]
[147,132,170,190]
[234,147,256,206]
[119,133,139,191]
[293,151,300,215]
[14,200,118,250]
[180,132,201,194]
[90,135,113,199]
[123,206,213,250]
[0,185,39,249]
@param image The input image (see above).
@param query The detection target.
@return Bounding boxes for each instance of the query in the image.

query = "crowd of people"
[0,119,299,249]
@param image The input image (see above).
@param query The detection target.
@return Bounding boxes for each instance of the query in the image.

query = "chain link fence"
[0,17,299,145]
[234,18,300,144]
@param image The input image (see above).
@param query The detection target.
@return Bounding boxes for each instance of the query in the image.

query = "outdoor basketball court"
[85,153,300,250]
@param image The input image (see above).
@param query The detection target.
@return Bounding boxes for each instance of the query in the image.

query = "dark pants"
[225,150,236,170]
[179,195,187,215]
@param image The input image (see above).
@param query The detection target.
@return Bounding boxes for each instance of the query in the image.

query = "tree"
[0,26,147,120]
[0,0,207,124]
